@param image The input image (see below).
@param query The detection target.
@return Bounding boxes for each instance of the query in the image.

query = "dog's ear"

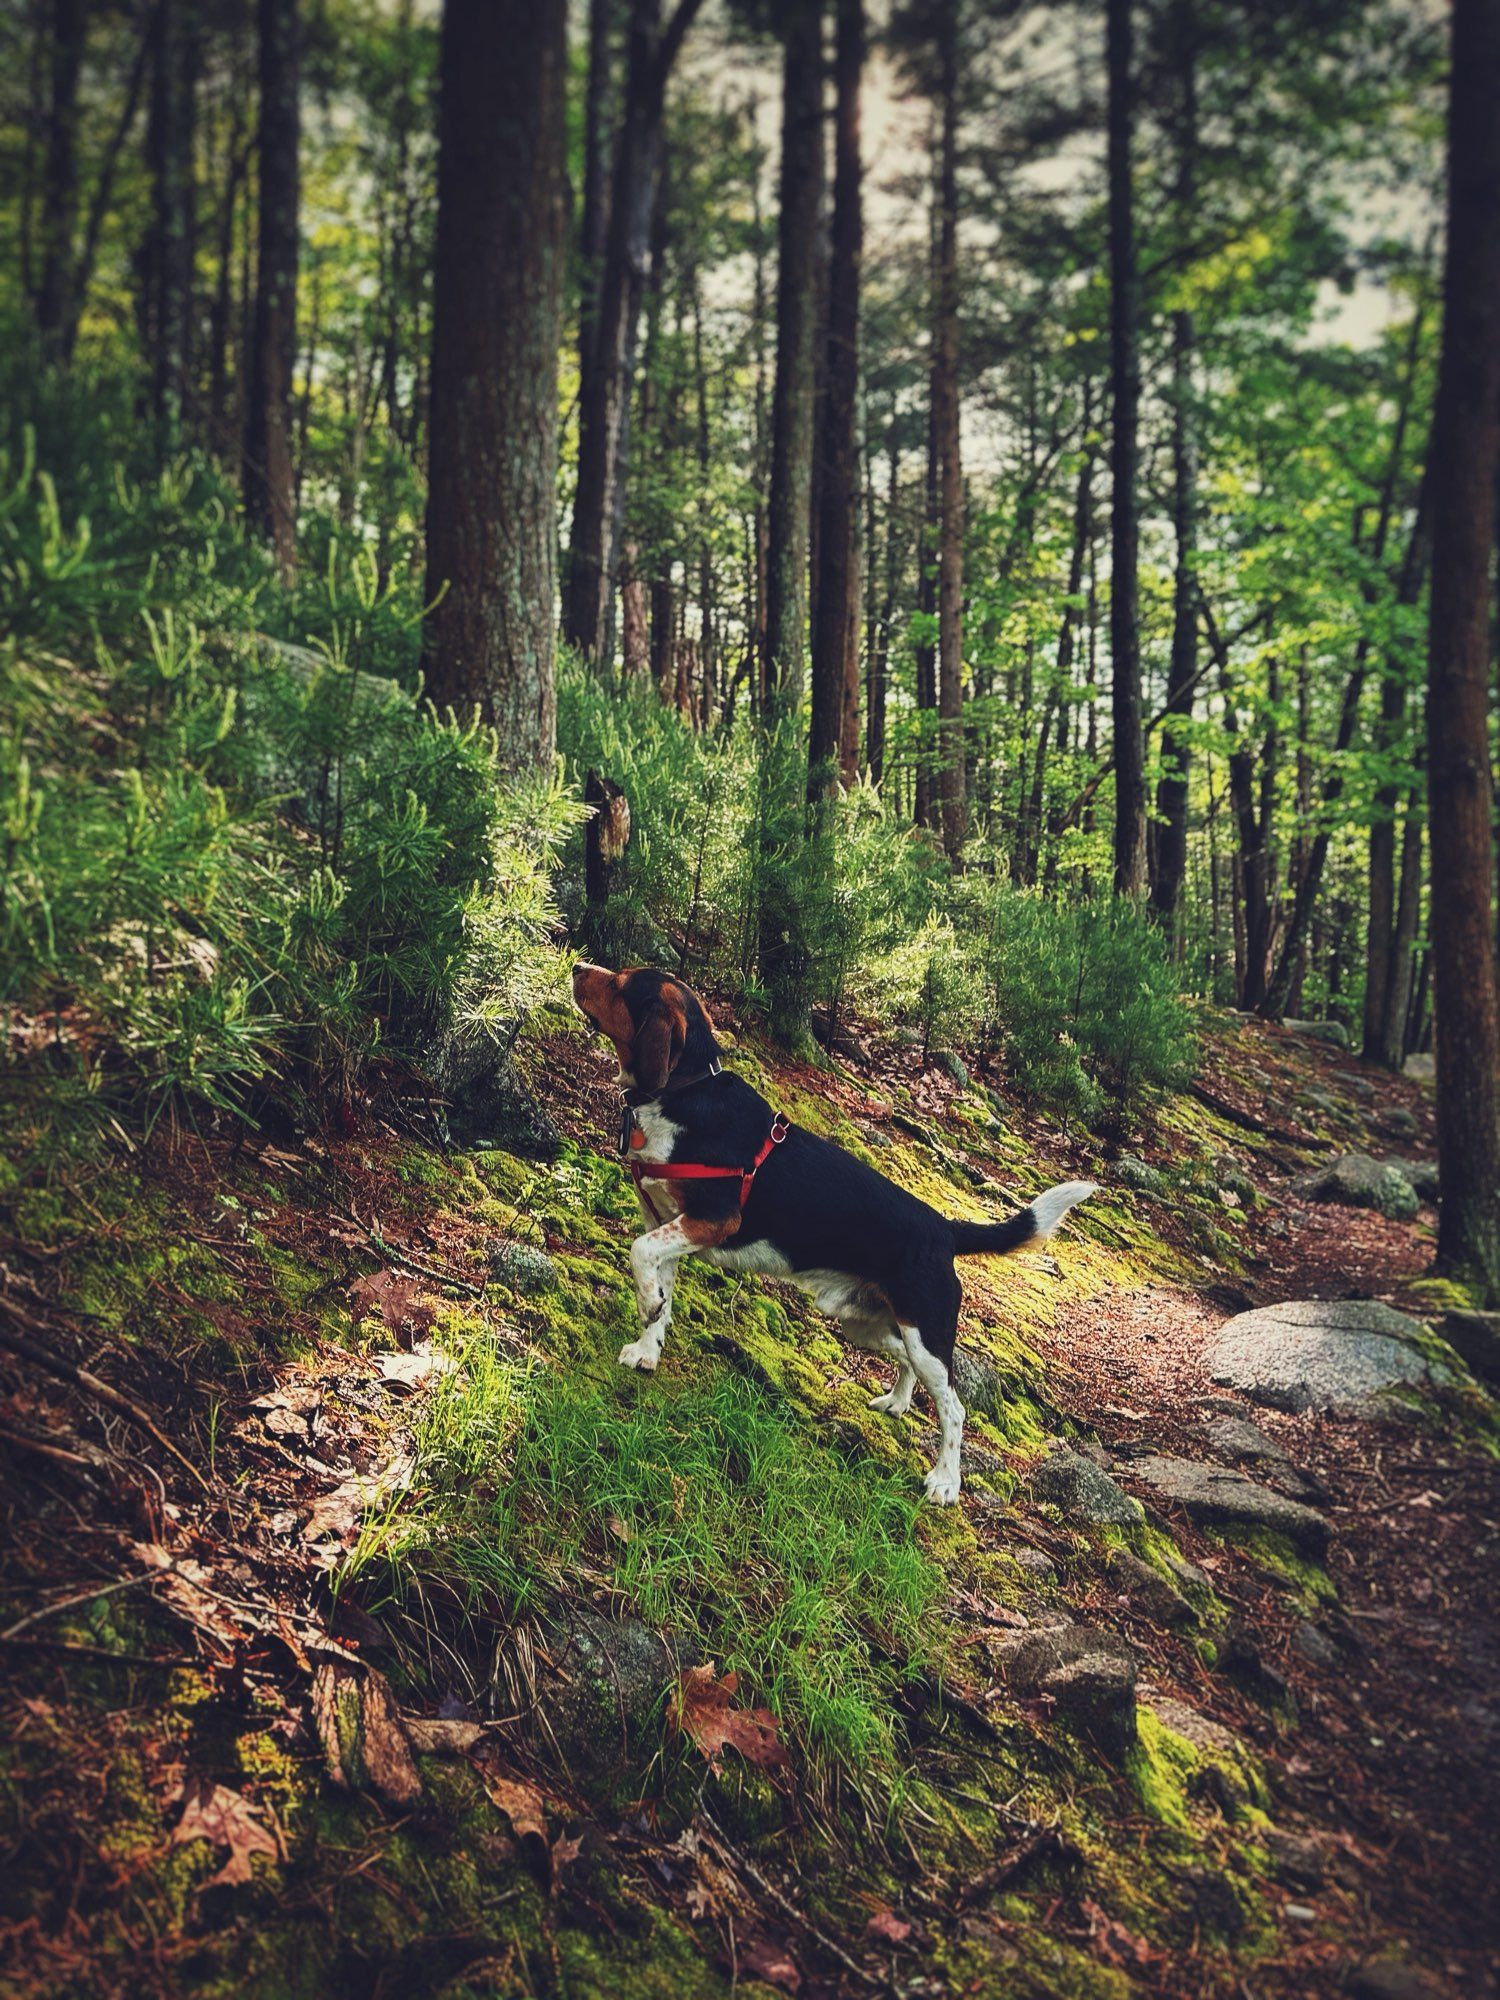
[632,998,684,1095]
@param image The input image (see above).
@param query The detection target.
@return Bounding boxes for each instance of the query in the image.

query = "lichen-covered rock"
[1128,1455,1330,1554]
[1206,1298,1455,1416]
[1030,1447,1144,1527]
[536,1605,680,1786]
[420,1029,564,1158]
[487,1239,560,1295]
[1114,1155,1170,1197]
[1402,1052,1435,1083]
[1381,1156,1441,1204]
[1296,1152,1419,1220]
[932,1048,969,1088]
[1284,1018,1351,1050]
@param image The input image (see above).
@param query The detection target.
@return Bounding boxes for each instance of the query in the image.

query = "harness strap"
[627,1111,789,1219]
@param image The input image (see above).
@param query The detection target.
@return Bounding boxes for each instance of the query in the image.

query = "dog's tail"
[950,1180,1098,1258]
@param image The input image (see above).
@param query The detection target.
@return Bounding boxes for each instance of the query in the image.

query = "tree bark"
[1149,0,1198,933]
[1106,0,1146,895]
[243,0,301,579]
[35,0,84,355]
[809,0,863,802]
[1425,0,1500,1296]
[914,330,939,830]
[562,0,703,668]
[932,0,966,862]
[422,0,567,773]
[145,0,196,448]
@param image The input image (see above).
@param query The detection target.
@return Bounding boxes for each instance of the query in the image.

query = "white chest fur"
[628,1101,686,1222]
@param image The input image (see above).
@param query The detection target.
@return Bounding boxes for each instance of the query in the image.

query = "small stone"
[1283,1903,1317,1923]
[1402,1053,1435,1084]
[1217,1618,1293,1712]
[1030,1448,1144,1528]
[1350,1955,1452,2000]
[1284,1018,1351,1050]
[1105,1548,1194,1626]
[932,1049,969,1088]
[1290,1619,1340,1669]
[1006,1625,1138,1760]
[1199,1414,1325,1502]
[487,1240,559,1295]
[1380,1105,1420,1137]
[1440,1309,1500,1388]
[1012,1546,1056,1580]
[1265,1828,1326,1888]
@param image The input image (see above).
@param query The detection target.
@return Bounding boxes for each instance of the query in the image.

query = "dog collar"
[622,1055,723,1110]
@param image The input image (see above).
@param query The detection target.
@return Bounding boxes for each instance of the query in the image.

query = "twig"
[698,1808,888,1993]
[1,1569,166,1641]
[0,1301,210,1490]
[342,1210,486,1299]
[1187,1081,1310,1151]
[0,1633,195,1666]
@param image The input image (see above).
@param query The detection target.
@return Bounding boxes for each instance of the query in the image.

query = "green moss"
[1207,1527,1335,1611]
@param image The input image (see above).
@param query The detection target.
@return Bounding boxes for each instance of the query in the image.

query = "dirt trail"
[1041,1179,1500,2000]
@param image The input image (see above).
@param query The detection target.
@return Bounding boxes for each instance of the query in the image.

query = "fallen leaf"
[674,1664,788,1771]
[865,1908,913,1945]
[404,1717,486,1756]
[301,1452,413,1553]
[478,1770,548,1846]
[171,1780,280,1888]
[376,1341,454,1393]
[350,1268,436,1345]
[738,1936,801,1993]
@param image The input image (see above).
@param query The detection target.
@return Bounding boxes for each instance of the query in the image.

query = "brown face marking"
[571,963,634,1046]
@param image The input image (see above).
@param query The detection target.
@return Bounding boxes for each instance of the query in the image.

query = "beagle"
[571,963,1095,1505]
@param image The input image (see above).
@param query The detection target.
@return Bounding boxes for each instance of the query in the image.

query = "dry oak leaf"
[673,1664,788,1770]
[376,1342,455,1393]
[170,1780,280,1888]
[865,1908,913,1945]
[738,1936,801,1993]
[350,1267,437,1345]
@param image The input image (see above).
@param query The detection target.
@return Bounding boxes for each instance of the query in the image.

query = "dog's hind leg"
[866,1330,917,1416]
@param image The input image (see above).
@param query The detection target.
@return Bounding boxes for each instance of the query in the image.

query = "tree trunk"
[1106,0,1146,894]
[1363,479,1431,1063]
[762,7,824,710]
[809,0,863,803]
[578,0,618,404]
[867,432,898,786]
[146,0,196,448]
[35,0,84,355]
[1425,0,1500,1296]
[422,0,567,773]
[563,0,703,668]
[1149,0,1198,933]
[914,344,939,829]
[933,0,966,862]
[243,0,301,579]
[758,3,825,1043]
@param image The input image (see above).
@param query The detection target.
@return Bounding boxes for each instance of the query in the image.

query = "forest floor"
[1,1004,1496,2000]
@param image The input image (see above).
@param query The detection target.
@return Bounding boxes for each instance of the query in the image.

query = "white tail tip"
[1031,1179,1098,1239]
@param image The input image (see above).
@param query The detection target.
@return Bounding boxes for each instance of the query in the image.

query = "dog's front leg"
[621,1218,695,1370]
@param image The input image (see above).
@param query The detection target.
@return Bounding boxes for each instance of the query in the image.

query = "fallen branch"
[1,1568,167,1642]
[0,1301,210,1490]
[1187,1081,1310,1151]
[698,1808,889,1993]
[342,1209,487,1299]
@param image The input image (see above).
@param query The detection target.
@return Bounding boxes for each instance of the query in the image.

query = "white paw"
[617,1340,659,1371]
[923,1466,961,1506]
[868,1390,911,1417]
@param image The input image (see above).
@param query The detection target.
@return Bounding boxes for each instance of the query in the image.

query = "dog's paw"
[617,1339,659,1371]
[923,1466,961,1506]
[868,1389,911,1417]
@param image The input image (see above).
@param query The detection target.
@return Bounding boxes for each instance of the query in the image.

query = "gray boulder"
[1030,1448,1144,1527]
[1440,1309,1500,1388]
[1351,1958,1452,2000]
[487,1240,560,1295]
[1206,1298,1455,1416]
[1199,1413,1325,1502]
[1115,1156,1170,1197]
[1284,1018,1351,1050]
[538,1604,678,1786]
[1297,1152,1419,1221]
[421,1028,564,1159]
[932,1048,970,1088]
[1381,1156,1440,1204]
[1128,1455,1330,1555]
[1402,1052,1435,1083]
[1379,1104,1420,1138]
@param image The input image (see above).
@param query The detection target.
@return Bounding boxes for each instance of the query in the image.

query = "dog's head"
[571,963,721,1097]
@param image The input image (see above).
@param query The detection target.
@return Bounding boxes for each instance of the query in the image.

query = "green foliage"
[0,402,570,1157]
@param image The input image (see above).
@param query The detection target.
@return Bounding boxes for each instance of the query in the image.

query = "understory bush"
[0,412,571,1156]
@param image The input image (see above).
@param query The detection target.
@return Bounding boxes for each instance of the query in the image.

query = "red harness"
[626,1111,790,1223]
